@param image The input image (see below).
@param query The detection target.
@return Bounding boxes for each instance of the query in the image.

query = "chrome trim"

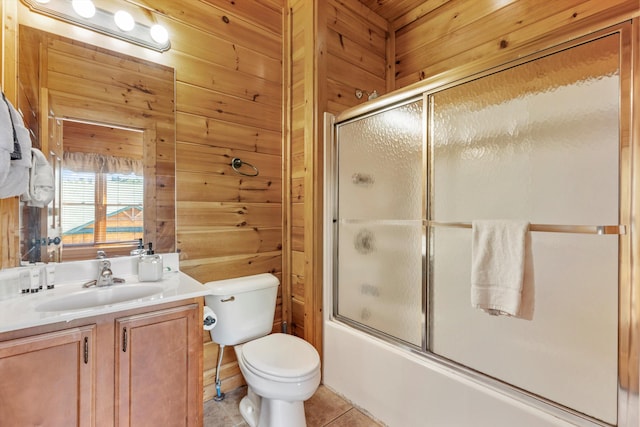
[337,219,421,226]
[422,94,429,352]
[426,221,626,235]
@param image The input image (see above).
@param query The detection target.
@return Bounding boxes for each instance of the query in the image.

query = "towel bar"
[426,221,626,235]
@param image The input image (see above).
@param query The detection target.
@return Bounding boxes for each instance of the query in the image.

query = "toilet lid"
[241,333,320,380]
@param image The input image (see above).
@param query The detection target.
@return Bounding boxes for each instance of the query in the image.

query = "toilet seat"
[241,333,320,383]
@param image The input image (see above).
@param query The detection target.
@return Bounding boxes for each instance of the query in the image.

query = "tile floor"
[203,384,384,426]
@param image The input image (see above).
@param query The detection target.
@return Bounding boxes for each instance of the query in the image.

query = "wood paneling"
[176,83,281,132]
[176,112,281,156]
[285,0,306,346]
[0,0,19,269]
[149,0,285,403]
[4,0,638,407]
[63,121,144,159]
[284,0,388,356]
[200,0,283,35]
[284,0,638,385]
[394,0,639,88]
[10,0,284,402]
[358,0,432,23]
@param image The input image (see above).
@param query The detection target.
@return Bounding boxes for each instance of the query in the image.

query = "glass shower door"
[334,99,424,347]
[429,33,620,424]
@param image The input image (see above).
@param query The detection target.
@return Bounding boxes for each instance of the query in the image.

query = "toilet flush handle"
[221,296,235,303]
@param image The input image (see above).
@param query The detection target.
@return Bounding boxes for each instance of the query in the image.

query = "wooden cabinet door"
[115,304,201,427]
[0,325,96,427]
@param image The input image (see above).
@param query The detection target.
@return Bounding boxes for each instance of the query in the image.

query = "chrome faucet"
[96,259,115,287]
[83,252,125,288]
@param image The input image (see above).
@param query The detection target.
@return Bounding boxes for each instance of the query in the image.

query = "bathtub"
[323,319,588,427]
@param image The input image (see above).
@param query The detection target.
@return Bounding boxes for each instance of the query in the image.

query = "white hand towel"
[21,148,54,207]
[0,92,17,187]
[0,92,15,154]
[471,220,530,317]
[0,98,32,198]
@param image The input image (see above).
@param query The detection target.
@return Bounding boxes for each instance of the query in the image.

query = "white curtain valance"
[63,151,143,175]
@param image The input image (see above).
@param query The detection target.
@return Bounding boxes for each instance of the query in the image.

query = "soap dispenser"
[138,242,163,281]
[130,239,145,256]
[138,254,163,282]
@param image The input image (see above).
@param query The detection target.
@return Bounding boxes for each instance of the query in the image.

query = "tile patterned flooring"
[203,384,384,427]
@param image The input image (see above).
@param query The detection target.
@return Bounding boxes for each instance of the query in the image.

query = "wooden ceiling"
[360,0,447,23]
[357,0,447,25]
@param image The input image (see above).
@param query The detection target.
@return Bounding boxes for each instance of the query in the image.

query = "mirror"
[18,25,176,262]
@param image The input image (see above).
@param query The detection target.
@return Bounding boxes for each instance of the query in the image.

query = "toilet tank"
[204,273,279,346]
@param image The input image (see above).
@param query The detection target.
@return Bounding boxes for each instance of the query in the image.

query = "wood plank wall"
[161,0,285,399]
[0,0,19,269]
[140,0,285,401]
[324,0,389,114]
[284,0,638,378]
[3,0,638,406]
[287,0,307,341]
[392,0,640,87]
[8,0,285,401]
[285,0,388,355]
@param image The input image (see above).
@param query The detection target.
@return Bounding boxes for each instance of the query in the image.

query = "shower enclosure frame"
[325,21,638,427]
[330,95,428,350]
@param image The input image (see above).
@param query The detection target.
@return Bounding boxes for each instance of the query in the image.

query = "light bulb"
[114,10,135,32]
[71,0,96,19]
[150,25,169,44]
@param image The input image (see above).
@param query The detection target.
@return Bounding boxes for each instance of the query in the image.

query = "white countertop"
[0,253,211,334]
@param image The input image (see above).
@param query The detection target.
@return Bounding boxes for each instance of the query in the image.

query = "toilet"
[204,273,321,427]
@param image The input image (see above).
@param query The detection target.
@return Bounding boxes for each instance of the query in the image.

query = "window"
[61,152,143,246]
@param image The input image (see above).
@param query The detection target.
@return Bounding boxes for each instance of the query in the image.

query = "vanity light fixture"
[150,24,169,44]
[21,0,171,52]
[71,0,95,19]
[114,10,135,32]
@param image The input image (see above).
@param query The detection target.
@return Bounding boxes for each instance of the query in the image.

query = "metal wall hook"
[230,157,259,177]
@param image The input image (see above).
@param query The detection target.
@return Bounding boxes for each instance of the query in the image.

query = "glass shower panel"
[336,100,423,346]
[429,34,620,424]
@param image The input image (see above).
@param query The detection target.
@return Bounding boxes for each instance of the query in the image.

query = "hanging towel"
[1,92,22,160]
[0,91,16,186]
[0,95,32,198]
[21,148,54,207]
[471,220,530,317]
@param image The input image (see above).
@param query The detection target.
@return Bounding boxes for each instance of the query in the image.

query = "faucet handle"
[97,265,114,287]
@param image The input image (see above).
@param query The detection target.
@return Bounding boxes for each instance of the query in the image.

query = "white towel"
[471,220,530,317]
[0,98,32,198]
[21,148,54,207]
[0,92,17,187]
[0,92,15,154]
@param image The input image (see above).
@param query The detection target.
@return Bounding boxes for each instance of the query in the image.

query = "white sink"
[35,284,164,312]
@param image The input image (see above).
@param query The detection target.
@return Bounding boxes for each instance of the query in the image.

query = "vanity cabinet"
[115,304,201,427]
[0,325,96,427]
[0,300,202,427]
